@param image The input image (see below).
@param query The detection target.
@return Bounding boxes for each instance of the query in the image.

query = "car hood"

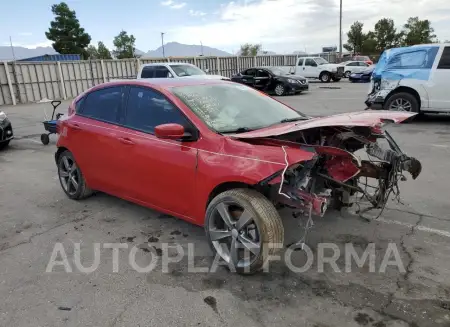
[320,63,341,69]
[183,74,230,80]
[229,111,416,139]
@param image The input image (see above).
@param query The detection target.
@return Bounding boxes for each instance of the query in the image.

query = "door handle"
[70,123,81,130]
[118,137,135,145]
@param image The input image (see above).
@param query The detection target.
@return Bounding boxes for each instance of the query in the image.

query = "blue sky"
[1,0,450,54]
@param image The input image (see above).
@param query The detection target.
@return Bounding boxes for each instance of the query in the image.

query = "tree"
[45,2,91,58]
[239,43,261,56]
[362,32,377,54]
[403,17,437,46]
[344,21,366,54]
[373,18,403,52]
[86,45,99,59]
[97,42,112,59]
[113,31,137,59]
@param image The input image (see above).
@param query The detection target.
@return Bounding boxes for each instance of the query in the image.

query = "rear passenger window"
[80,87,123,123]
[297,58,304,66]
[437,47,450,69]
[154,66,171,78]
[141,66,155,78]
[125,87,190,134]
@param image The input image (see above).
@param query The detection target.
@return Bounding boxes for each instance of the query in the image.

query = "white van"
[365,43,450,114]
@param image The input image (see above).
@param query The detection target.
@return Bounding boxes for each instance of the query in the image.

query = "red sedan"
[55,79,421,274]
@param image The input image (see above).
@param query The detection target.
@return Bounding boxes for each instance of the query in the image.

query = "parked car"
[366,43,450,114]
[339,61,371,78]
[0,111,14,150]
[352,55,373,65]
[55,78,422,274]
[291,57,344,82]
[137,62,230,80]
[231,66,308,96]
[349,65,375,83]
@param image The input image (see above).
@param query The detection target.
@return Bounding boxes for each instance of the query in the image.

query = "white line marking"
[377,217,450,238]
[431,144,449,148]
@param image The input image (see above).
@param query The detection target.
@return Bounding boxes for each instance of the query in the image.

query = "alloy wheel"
[208,201,261,269]
[389,98,412,112]
[58,155,80,196]
[274,84,285,96]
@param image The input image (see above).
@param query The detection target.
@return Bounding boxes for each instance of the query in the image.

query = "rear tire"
[57,150,93,200]
[319,72,331,83]
[205,188,284,275]
[344,71,351,78]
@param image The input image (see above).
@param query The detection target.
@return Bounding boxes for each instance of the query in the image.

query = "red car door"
[116,85,198,219]
[68,86,128,196]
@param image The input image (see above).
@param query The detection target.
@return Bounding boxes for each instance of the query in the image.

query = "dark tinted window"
[256,69,270,77]
[437,47,450,69]
[153,66,172,78]
[297,58,304,66]
[305,59,316,66]
[75,97,85,112]
[81,87,123,123]
[141,66,155,78]
[358,62,369,66]
[125,87,189,134]
[242,69,256,76]
[347,62,358,66]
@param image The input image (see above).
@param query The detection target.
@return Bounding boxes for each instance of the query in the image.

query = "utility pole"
[200,41,204,56]
[9,36,16,61]
[339,0,343,58]
[161,32,165,57]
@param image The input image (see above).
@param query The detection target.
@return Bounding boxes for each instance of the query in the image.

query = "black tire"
[0,140,10,150]
[344,71,351,78]
[319,72,331,83]
[57,150,93,200]
[205,188,284,275]
[274,83,286,96]
[41,133,50,145]
[384,92,420,114]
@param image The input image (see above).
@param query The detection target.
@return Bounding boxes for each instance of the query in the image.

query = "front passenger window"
[125,87,190,134]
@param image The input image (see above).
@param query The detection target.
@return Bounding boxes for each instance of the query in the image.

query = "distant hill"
[0,46,57,60]
[0,42,233,61]
[144,42,232,57]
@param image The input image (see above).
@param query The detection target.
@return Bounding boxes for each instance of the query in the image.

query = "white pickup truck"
[137,62,230,80]
[289,57,344,82]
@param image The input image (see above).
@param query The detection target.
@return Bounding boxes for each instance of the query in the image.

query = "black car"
[0,111,14,150]
[231,66,309,96]
[349,66,375,83]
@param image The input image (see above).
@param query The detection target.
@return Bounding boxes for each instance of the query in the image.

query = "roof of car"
[141,62,195,67]
[94,78,227,90]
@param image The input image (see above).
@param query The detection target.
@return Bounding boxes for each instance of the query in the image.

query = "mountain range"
[0,42,235,60]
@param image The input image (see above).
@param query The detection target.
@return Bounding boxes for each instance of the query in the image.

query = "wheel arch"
[384,87,422,110]
[55,146,69,164]
[206,181,255,209]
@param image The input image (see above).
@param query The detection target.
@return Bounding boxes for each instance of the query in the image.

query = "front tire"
[57,150,93,200]
[0,140,10,150]
[274,83,286,96]
[205,188,284,275]
[319,72,331,83]
[384,92,419,114]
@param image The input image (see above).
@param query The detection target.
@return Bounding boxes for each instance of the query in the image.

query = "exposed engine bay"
[239,122,422,245]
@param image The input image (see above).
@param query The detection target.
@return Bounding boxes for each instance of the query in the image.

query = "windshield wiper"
[220,127,254,134]
[279,117,309,123]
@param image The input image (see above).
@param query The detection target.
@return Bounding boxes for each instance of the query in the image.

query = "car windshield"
[171,83,307,133]
[170,64,206,77]
[314,57,329,65]
[266,67,286,75]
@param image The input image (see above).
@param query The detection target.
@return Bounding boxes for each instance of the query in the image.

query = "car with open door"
[0,111,14,150]
[231,66,308,96]
[55,78,422,274]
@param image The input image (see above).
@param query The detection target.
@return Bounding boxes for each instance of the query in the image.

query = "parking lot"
[1,81,450,327]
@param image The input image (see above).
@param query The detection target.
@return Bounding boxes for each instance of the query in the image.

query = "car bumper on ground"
[0,119,14,143]
[365,93,385,109]
[288,83,309,93]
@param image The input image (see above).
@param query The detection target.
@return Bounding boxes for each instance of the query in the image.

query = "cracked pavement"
[1,81,450,327]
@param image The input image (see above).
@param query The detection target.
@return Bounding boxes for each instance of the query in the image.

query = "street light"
[339,0,342,58]
[161,32,165,58]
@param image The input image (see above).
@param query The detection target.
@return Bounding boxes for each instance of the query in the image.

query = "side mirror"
[154,123,185,140]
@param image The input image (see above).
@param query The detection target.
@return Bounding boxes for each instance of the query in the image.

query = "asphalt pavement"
[1,80,450,327]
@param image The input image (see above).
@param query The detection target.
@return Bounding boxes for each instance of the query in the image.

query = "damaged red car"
[55,79,421,274]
